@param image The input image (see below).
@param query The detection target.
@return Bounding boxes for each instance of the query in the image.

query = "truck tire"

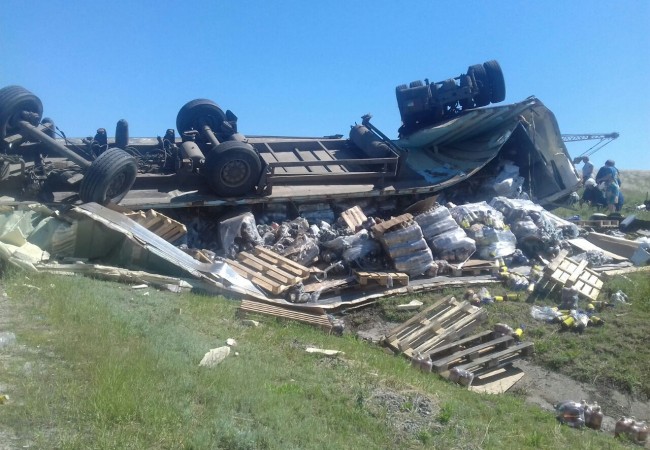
[409,80,424,88]
[176,98,227,137]
[0,85,43,140]
[79,147,138,204]
[204,141,262,197]
[467,64,490,107]
[483,60,506,103]
[395,84,408,93]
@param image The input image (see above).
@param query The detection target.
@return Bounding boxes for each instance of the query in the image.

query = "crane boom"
[561,132,619,158]
[561,132,619,142]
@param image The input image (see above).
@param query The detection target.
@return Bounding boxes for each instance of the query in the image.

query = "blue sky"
[2,0,649,171]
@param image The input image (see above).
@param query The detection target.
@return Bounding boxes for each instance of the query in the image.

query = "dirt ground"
[349,308,650,440]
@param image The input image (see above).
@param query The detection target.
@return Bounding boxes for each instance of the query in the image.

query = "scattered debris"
[614,417,648,444]
[396,300,423,311]
[305,347,344,356]
[0,331,17,348]
[199,346,231,367]
[238,300,334,333]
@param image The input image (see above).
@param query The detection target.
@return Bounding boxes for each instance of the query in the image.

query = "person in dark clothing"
[581,178,607,208]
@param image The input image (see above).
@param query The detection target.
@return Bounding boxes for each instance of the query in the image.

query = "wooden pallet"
[576,219,619,228]
[227,247,310,295]
[370,213,413,237]
[539,250,603,301]
[355,271,409,287]
[383,295,487,359]
[252,246,311,279]
[125,209,187,242]
[238,300,332,332]
[420,330,494,362]
[340,206,367,231]
[430,334,516,373]
[451,260,499,277]
[448,341,534,377]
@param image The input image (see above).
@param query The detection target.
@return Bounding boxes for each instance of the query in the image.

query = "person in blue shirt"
[596,160,623,211]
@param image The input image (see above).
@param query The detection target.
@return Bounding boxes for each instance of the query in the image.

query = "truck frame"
[0,61,580,210]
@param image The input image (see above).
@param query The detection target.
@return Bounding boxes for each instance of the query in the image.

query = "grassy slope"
[1,271,641,449]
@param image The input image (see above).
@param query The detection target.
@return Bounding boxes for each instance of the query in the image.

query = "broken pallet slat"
[238,300,332,332]
[370,213,413,237]
[355,271,409,287]
[340,206,367,231]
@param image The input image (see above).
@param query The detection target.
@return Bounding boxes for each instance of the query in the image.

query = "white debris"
[226,338,237,347]
[396,299,423,310]
[199,346,231,367]
[241,319,260,327]
[305,347,344,356]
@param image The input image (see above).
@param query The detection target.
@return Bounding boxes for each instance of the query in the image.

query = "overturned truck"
[0,60,580,209]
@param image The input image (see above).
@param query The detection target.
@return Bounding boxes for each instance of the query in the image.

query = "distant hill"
[620,170,650,195]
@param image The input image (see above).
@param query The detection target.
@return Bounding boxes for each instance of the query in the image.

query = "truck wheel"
[409,80,424,88]
[79,148,138,204]
[483,60,506,103]
[395,84,408,93]
[0,85,43,140]
[176,98,227,137]
[467,64,490,107]
[204,141,262,197]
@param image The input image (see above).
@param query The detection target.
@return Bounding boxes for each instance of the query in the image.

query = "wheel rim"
[220,159,250,188]
[106,171,127,199]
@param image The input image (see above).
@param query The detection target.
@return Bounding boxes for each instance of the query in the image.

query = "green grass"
[552,176,650,221]
[0,270,641,449]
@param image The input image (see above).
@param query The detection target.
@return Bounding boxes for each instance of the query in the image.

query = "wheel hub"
[221,159,249,187]
[106,171,127,198]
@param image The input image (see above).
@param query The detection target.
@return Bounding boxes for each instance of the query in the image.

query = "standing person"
[596,160,619,185]
[603,174,620,213]
[603,160,624,211]
[581,156,594,182]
